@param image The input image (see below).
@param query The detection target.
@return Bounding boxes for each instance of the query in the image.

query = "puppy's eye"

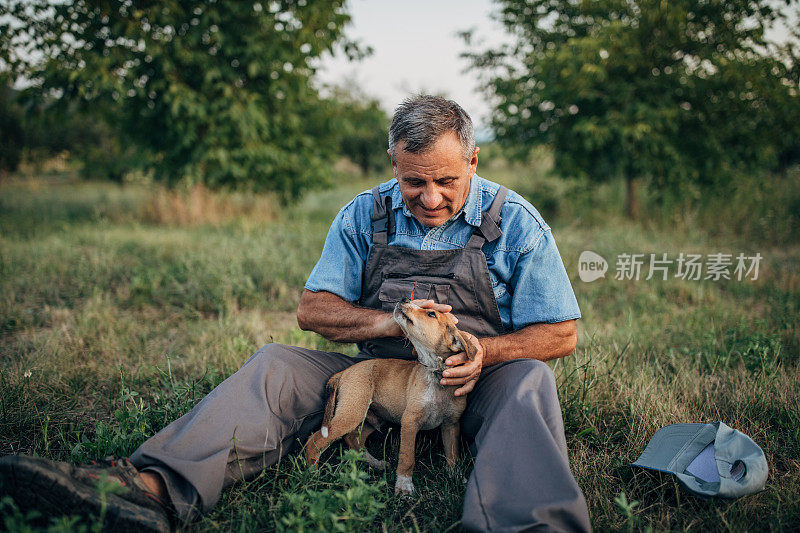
[427,311,436,318]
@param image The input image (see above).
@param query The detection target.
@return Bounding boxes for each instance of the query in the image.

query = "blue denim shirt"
[305,175,581,330]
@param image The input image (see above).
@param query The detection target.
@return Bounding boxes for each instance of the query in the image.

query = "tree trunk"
[625,172,638,219]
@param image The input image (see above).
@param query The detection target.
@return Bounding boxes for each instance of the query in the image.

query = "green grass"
[1,160,799,531]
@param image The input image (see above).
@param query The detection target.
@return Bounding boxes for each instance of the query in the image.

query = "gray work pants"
[130,344,591,532]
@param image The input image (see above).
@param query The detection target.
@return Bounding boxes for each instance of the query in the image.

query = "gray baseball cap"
[632,421,768,498]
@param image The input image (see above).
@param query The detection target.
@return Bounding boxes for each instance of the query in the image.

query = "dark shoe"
[0,454,172,532]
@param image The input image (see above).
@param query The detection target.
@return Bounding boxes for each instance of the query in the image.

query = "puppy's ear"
[446,324,477,361]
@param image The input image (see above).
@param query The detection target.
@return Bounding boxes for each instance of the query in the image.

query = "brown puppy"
[305,299,477,494]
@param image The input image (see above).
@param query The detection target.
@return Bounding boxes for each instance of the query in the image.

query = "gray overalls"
[131,185,592,532]
[357,186,507,359]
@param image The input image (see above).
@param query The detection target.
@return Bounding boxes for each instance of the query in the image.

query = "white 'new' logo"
[578,251,608,282]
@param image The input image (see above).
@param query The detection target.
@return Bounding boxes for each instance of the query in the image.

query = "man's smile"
[391,132,477,228]
[419,205,445,215]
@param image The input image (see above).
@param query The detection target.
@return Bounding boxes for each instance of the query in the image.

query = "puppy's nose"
[400,298,410,303]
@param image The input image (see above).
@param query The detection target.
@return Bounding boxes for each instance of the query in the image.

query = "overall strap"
[370,186,393,244]
[466,185,508,249]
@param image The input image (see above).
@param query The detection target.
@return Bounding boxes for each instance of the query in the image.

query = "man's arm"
[297,289,400,343]
[296,289,455,344]
[440,320,577,396]
[479,320,577,366]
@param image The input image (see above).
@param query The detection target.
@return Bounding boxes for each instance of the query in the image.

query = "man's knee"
[245,344,338,414]
[464,358,567,451]
[241,343,307,388]
[247,342,304,370]
[488,359,562,421]
[468,359,558,420]
[502,358,557,394]
[250,342,289,363]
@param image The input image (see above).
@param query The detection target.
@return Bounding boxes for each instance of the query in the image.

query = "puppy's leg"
[306,385,373,468]
[441,421,460,472]
[343,422,375,450]
[343,420,387,470]
[395,411,422,495]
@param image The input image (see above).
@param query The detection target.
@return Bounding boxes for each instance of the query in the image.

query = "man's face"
[390,132,479,227]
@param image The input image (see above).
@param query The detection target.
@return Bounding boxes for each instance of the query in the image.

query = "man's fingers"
[461,330,483,353]
[412,299,453,314]
[442,358,481,383]
[441,371,479,385]
[442,363,475,379]
[444,353,468,367]
[409,299,456,323]
[454,379,478,397]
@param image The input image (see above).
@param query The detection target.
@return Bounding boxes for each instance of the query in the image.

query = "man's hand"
[298,290,459,344]
[380,298,457,337]
[440,330,483,397]
[414,299,457,321]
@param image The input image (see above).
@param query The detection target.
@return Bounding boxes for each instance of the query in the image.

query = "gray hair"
[388,95,475,161]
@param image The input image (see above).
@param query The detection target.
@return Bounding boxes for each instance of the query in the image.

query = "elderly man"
[1,95,591,532]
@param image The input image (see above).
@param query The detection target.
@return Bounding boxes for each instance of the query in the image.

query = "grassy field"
[1,157,799,532]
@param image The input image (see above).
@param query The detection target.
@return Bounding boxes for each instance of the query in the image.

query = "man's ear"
[447,324,477,361]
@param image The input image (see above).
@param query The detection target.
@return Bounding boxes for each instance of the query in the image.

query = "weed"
[275,450,387,532]
[614,492,652,533]
[1,169,798,531]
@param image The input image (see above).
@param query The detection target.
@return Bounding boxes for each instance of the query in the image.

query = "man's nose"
[420,185,442,208]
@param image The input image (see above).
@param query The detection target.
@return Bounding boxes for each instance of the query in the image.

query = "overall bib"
[358,185,508,359]
[131,183,592,532]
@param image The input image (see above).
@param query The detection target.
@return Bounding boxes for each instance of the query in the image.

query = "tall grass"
[1,165,798,531]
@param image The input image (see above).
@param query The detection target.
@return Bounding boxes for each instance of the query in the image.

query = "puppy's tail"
[320,373,341,438]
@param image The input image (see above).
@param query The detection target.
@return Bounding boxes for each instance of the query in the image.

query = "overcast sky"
[316,0,797,134]
[315,0,509,134]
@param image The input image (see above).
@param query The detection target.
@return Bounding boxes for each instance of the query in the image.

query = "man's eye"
[437,178,455,185]
[427,311,437,318]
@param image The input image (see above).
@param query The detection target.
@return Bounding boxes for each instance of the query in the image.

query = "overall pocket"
[378,279,451,311]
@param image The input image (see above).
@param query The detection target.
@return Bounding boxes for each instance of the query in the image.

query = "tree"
[0,81,23,176]
[463,0,800,217]
[0,0,364,198]
[329,82,390,176]
[10,93,137,181]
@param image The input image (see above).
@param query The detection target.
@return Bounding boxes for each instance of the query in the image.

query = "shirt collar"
[391,174,484,228]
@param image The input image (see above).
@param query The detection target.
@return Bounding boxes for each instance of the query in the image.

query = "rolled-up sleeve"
[304,204,369,302]
[510,229,581,329]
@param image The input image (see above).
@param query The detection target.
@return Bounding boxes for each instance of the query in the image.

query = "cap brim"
[632,423,710,473]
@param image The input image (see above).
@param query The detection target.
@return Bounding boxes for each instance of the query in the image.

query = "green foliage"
[464,0,800,213]
[2,496,88,532]
[0,82,23,174]
[614,492,652,533]
[1,0,363,197]
[22,97,140,181]
[69,363,219,462]
[1,172,799,530]
[276,450,387,532]
[329,83,391,176]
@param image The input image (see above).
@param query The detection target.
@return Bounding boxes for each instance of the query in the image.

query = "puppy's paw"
[365,451,387,470]
[394,474,415,496]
